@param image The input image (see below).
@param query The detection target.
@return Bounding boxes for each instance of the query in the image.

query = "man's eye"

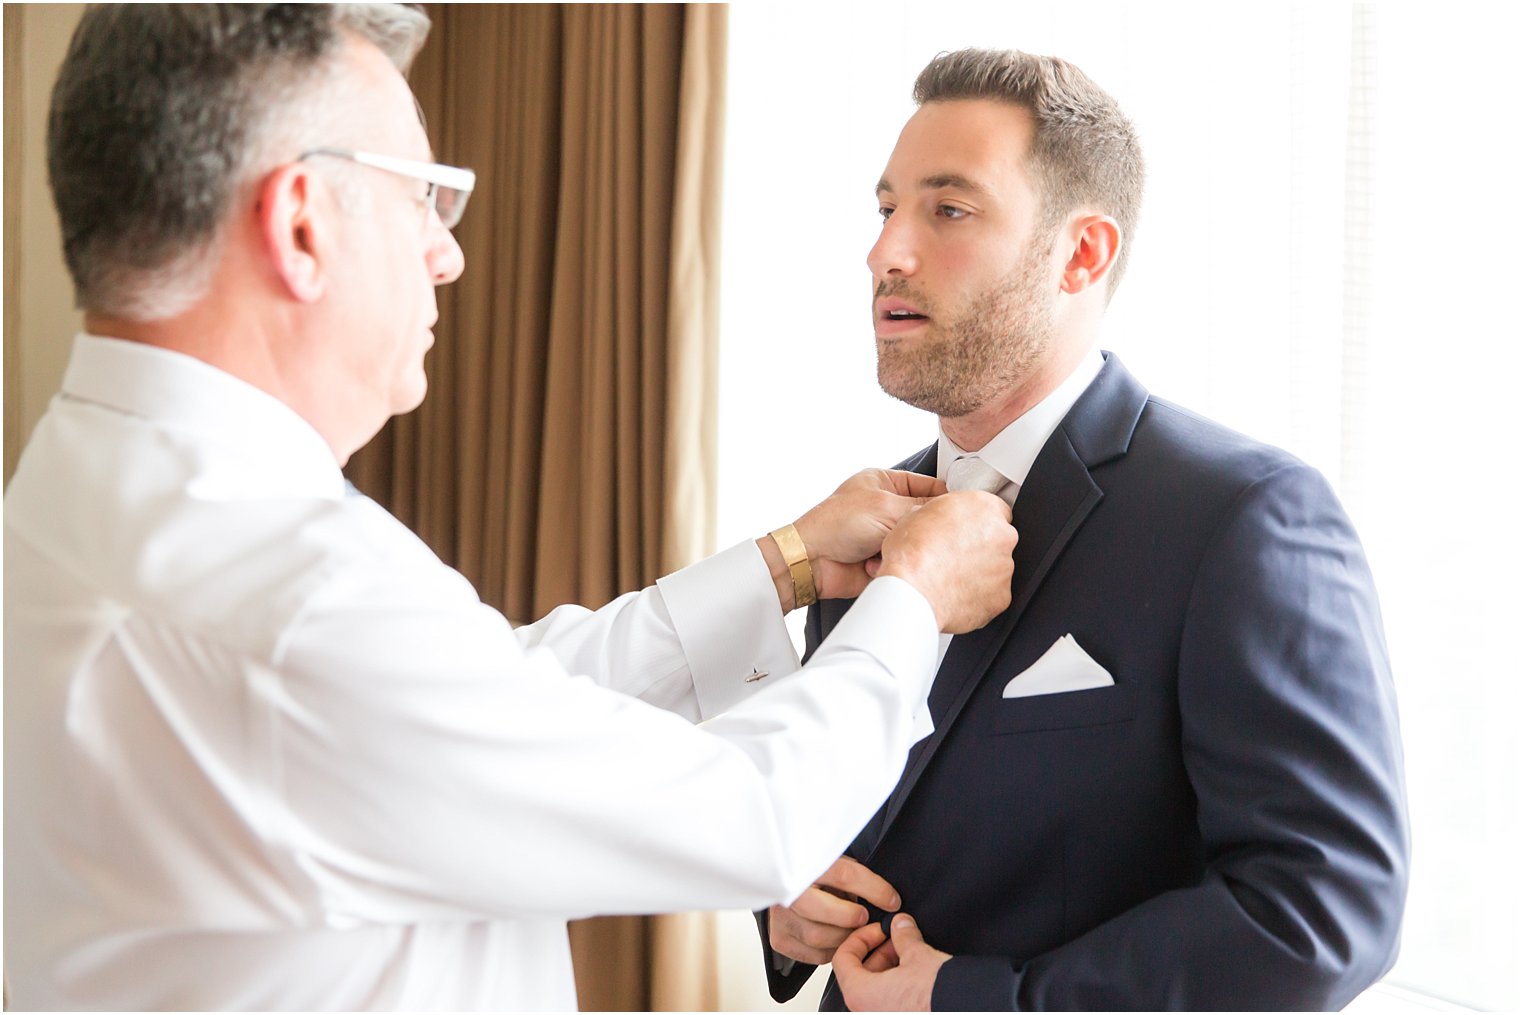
[879,206,895,221]
[938,205,967,220]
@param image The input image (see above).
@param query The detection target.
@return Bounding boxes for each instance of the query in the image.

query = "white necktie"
[946,454,1008,497]
[934,454,1012,685]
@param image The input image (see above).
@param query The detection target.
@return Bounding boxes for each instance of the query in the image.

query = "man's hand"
[877,490,1017,633]
[768,855,901,965]
[833,913,950,1012]
[761,469,947,609]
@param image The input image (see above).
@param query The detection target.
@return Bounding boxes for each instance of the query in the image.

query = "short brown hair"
[914,48,1145,293]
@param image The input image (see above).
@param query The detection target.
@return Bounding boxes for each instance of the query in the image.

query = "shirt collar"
[61,333,347,500]
[937,346,1106,494]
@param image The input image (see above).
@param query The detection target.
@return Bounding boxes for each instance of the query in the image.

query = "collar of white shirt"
[62,332,347,500]
[935,347,1106,507]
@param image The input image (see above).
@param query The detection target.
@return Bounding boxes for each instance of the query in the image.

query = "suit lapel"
[862,354,1150,856]
[902,443,936,479]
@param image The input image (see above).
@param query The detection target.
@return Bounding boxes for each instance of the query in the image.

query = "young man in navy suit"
[757,48,1409,1011]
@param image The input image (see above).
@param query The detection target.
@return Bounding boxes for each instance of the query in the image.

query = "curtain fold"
[344,4,726,1010]
[660,4,724,576]
[4,5,26,486]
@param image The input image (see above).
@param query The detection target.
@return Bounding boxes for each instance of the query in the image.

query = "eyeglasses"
[300,148,476,229]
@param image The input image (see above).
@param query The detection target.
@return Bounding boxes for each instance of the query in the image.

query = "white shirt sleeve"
[268,553,937,924]
[512,540,796,721]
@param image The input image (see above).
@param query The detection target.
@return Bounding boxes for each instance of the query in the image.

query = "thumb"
[889,912,926,952]
[876,495,928,527]
[892,499,928,523]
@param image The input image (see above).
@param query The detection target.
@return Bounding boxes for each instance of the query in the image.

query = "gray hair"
[47,3,431,321]
[913,48,1145,295]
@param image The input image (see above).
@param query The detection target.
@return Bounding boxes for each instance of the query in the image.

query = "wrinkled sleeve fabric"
[513,540,798,721]
[266,531,940,927]
[932,464,1409,1011]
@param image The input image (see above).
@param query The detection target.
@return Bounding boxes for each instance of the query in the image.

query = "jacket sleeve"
[933,463,1409,1011]
[754,906,826,1003]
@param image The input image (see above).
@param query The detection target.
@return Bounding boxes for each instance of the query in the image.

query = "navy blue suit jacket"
[759,354,1408,1010]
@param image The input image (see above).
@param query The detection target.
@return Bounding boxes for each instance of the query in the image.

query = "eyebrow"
[876,173,991,197]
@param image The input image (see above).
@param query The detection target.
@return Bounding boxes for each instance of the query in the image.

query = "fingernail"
[888,893,902,910]
[893,914,913,929]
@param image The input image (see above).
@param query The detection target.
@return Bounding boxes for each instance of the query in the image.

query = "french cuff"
[811,576,939,707]
[930,954,1018,1012]
[657,539,799,720]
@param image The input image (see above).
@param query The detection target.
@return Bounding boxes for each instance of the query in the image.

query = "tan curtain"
[345,4,727,1011]
[4,5,27,486]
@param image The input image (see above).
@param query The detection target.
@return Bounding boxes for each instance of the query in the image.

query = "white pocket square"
[910,705,935,745]
[1002,634,1114,698]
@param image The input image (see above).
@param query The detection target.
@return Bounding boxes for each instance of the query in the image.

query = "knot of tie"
[946,455,1007,496]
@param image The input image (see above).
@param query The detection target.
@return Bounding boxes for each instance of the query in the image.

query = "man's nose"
[866,215,919,279]
[427,216,465,285]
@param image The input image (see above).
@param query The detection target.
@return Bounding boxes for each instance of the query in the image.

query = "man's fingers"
[820,856,901,913]
[767,905,845,965]
[962,488,1012,523]
[832,923,887,976]
[791,885,869,930]
[889,913,926,952]
[880,469,947,499]
[863,938,900,973]
[870,492,928,533]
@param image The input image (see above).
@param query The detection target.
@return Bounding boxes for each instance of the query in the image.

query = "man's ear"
[1058,214,1121,296]
[256,163,331,303]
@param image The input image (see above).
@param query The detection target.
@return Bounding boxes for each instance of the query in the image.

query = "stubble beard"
[875,237,1057,419]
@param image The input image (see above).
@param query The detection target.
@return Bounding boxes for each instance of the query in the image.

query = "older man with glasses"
[3,5,1019,1010]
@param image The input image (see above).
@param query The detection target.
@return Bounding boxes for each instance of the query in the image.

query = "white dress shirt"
[930,348,1105,670]
[935,347,1106,506]
[3,335,941,1011]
